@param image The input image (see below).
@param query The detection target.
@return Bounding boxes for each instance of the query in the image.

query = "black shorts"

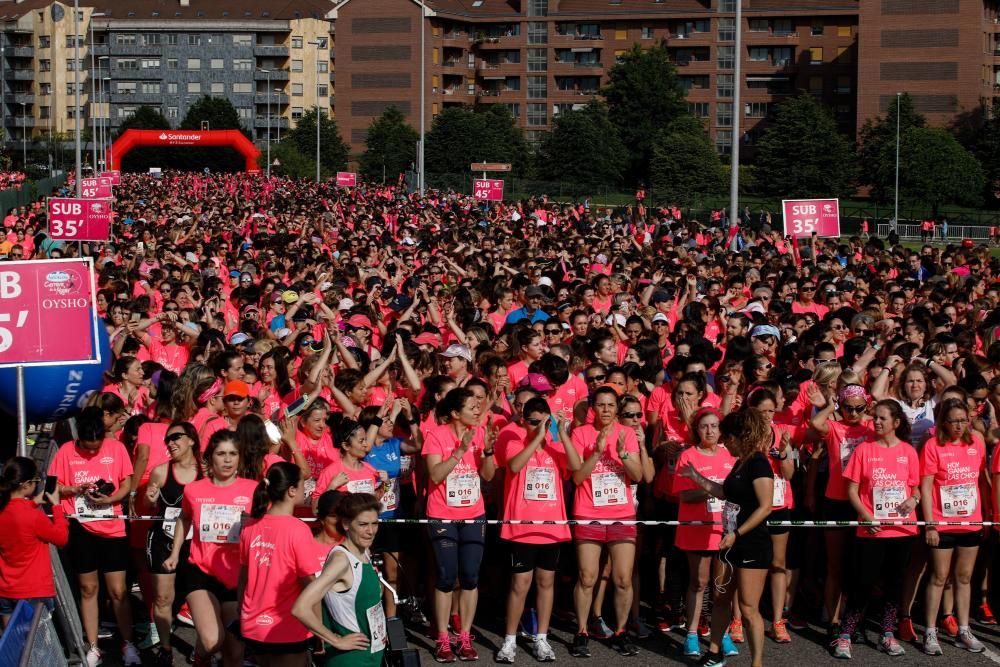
[146,531,190,575]
[177,561,236,603]
[768,508,791,536]
[243,638,310,655]
[372,522,401,554]
[508,541,562,574]
[931,530,983,550]
[823,497,857,525]
[68,520,129,575]
[722,538,772,570]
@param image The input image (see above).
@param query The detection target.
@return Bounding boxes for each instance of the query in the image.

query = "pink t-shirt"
[423,424,487,520]
[182,477,258,589]
[191,407,228,442]
[137,338,190,374]
[843,439,920,538]
[570,423,639,519]
[548,376,587,422]
[920,434,986,533]
[239,514,316,643]
[136,422,170,486]
[507,360,529,390]
[297,430,339,481]
[824,420,875,501]
[500,429,571,544]
[49,439,133,538]
[672,445,736,551]
[791,301,829,319]
[311,458,380,502]
[767,423,794,510]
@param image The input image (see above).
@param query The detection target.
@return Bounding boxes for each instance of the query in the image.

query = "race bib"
[304,478,317,501]
[380,478,399,513]
[772,476,786,507]
[163,506,182,538]
[706,495,723,514]
[940,483,977,517]
[524,466,556,501]
[722,500,741,534]
[346,479,375,495]
[74,494,115,523]
[199,504,242,544]
[591,471,627,507]
[446,471,480,507]
[873,486,907,520]
[366,602,387,654]
[399,455,414,481]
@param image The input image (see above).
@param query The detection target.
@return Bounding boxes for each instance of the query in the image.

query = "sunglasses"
[165,432,187,443]
[525,417,545,426]
[757,362,774,370]
[545,328,562,335]
[842,404,866,414]
[801,286,816,292]
[586,374,607,383]
[620,411,642,419]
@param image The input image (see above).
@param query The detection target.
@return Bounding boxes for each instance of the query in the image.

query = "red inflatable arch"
[108,129,261,172]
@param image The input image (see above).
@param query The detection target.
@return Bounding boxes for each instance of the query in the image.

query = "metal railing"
[875,223,993,242]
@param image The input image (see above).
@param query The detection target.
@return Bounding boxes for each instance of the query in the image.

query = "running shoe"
[769,619,791,644]
[97,621,115,640]
[977,602,997,626]
[176,602,194,627]
[879,634,905,657]
[569,633,591,658]
[122,642,141,667]
[627,617,652,640]
[897,617,916,642]
[137,622,160,650]
[698,614,711,638]
[941,614,959,638]
[697,651,726,666]
[532,637,556,662]
[610,631,639,657]
[923,629,943,656]
[496,640,517,664]
[684,632,701,657]
[956,629,985,653]
[728,619,743,643]
[832,637,851,659]
[588,617,613,640]
[457,634,478,661]
[721,633,739,657]
[85,645,102,667]
[435,635,457,663]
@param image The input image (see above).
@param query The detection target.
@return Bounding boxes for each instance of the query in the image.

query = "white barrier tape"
[68,514,1000,528]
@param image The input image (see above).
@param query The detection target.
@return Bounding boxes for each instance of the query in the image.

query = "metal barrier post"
[49,544,88,664]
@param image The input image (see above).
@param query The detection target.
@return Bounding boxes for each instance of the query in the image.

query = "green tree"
[359,106,418,182]
[424,105,529,177]
[650,115,726,206]
[753,93,856,198]
[959,100,1000,205]
[284,106,350,176]
[114,106,172,173]
[891,127,984,215]
[600,42,687,184]
[536,101,626,191]
[856,93,925,202]
[265,140,316,180]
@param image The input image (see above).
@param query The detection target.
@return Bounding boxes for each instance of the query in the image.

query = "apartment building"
[0,0,335,157]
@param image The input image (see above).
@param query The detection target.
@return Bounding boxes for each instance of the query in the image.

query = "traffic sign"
[470,162,512,172]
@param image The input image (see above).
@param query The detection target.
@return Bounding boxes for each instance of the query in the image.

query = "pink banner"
[336,172,357,187]
[80,177,113,199]
[99,170,120,186]
[0,258,99,367]
[473,179,504,202]
[47,198,112,241]
[781,198,840,238]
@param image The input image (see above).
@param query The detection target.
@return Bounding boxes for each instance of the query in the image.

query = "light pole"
[308,39,323,183]
[98,57,108,169]
[418,1,425,195]
[88,13,107,171]
[258,68,271,178]
[275,88,283,141]
[103,76,112,169]
[73,0,82,195]
[894,91,901,229]
[728,0,742,235]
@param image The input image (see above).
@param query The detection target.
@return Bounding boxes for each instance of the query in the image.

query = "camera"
[89,479,115,496]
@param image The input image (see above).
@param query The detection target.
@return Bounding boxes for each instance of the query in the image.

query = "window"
[317,61,329,73]
[66,106,83,119]
[144,34,161,46]
[141,82,160,94]
[809,47,823,64]
[39,59,51,72]
[187,82,201,93]
[291,107,304,119]
[748,19,768,32]
[835,74,851,93]
[715,129,732,155]
[237,107,253,121]
[317,84,329,97]
[166,106,178,119]
[837,25,852,37]
[717,73,733,97]
[166,34,178,45]
[118,106,137,119]
[836,46,852,63]
[527,75,547,98]
[292,83,304,96]
[140,58,160,69]
[808,75,823,94]
[39,106,50,119]
[679,75,710,91]
[716,101,733,127]
[291,36,303,48]
[233,82,252,94]
[316,37,328,49]
[68,83,85,95]
[504,103,520,118]
[39,83,51,95]
[811,19,823,36]
[167,83,178,94]
[210,58,225,69]
[749,46,768,61]
[234,34,252,46]
[615,25,627,40]
[772,47,792,66]
[210,82,224,94]
[745,101,770,117]
[641,27,654,39]
[188,34,201,46]
[717,45,734,69]
[113,33,135,46]
[38,36,50,48]
[719,0,736,11]
[188,58,201,70]
[167,58,178,69]
[115,82,137,94]
[773,19,793,35]
[66,58,83,71]
[116,58,137,70]
[528,0,548,16]
[528,22,547,44]
[718,18,735,41]
[527,102,547,126]
[528,48,547,71]
[687,102,710,118]
[291,60,303,72]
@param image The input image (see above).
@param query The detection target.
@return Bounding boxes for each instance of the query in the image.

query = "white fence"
[875,223,992,242]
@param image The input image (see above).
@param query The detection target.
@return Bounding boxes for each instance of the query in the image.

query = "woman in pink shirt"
[239,462,317,666]
[920,399,988,654]
[311,419,384,506]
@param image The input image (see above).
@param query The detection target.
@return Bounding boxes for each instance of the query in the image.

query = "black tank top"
[155,462,201,540]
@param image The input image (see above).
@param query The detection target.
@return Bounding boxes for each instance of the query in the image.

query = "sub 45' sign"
[473,179,504,201]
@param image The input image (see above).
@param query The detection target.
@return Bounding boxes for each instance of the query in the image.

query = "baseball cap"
[346,314,373,330]
[223,380,250,398]
[274,327,293,340]
[750,324,781,340]
[651,313,669,324]
[412,332,442,347]
[519,373,554,393]
[229,270,241,278]
[439,343,472,363]
[337,298,355,311]
[651,290,672,304]
[525,285,545,299]
[281,290,298,304]
[389,294,413,312]
[230,332,251,345]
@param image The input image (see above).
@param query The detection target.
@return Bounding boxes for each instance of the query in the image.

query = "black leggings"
[429,518,486,592]
[841,535,913,635]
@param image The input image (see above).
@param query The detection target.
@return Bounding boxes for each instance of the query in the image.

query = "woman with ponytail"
[0,457,67,627]
[174,364,228,442]
[238,462,315,666]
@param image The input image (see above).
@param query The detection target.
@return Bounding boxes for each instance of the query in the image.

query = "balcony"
[13,116,34,127]
[108,92,164,105]
[8,47,33,58]
[440,31,471,42]
[6,69,34,80]
[255,69,290,80]
[4,94,33,104]
[555,32,603,41]
[745,30,800,44]
[253,116,290,129]
[254,45,288,57]
[255,92,289,105]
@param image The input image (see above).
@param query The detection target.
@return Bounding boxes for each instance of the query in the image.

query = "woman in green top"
[293,493,385,667]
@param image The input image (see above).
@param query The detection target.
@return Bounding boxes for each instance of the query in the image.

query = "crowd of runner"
[0,170,999,667]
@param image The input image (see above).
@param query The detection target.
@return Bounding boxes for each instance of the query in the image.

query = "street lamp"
[103,76,112,170]
[308,39,323,183]
[258,68,271,178]
[98,57,109,169]
[89,12,108,171]
[894,91,901,230]
[728,0,743,239]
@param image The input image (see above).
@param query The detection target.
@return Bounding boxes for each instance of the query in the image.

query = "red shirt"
[0,499,68,599]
